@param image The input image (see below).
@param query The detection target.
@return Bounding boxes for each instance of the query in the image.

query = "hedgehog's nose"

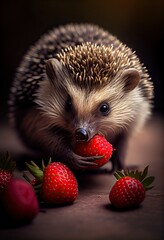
[75,128,88,142]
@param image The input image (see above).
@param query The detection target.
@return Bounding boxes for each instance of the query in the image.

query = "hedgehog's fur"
[57,42,152,97]
[8,23,153,171]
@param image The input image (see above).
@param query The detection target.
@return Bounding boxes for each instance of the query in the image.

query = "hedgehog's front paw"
[70,153,102,170]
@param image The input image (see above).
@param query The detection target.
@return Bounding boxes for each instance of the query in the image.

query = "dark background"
[1,0,164,123]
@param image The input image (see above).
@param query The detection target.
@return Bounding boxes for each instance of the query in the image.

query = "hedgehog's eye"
[99,102,110,116]
[65,96,73,112]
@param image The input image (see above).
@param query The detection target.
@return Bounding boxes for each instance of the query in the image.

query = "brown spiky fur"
[8,23,153,170]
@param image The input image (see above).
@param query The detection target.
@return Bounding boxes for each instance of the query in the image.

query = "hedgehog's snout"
[75,128,89,142]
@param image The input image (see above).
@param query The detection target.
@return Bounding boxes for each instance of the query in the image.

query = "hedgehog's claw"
[70,153,103,169]
[76,159,98,167]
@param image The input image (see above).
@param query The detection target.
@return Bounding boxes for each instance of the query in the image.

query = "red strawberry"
[75,134,113,169]
[109,166,155,209]
[2,178,39,222]
[0,152,16,197]
[25,160,78,206]
[41,162,78,205]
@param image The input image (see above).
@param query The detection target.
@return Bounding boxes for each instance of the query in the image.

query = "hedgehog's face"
[64,69,141,144]
[36,57,141,145]
[63,86,111,142]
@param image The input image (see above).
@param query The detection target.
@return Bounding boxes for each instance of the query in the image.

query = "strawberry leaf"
[123,170,128,176]
[135,170,142,181]
[114,172,122,180]
[145,186,154,191]
[128,170,135,178]
[141,165,149,181]
[114,170,125,179]
[25,162,43,182]
[141,176,155,190]
[0,152,16,172]
[42,159,46,171]
[30,161,40,169]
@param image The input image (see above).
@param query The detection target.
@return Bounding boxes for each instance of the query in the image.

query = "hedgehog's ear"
[120,68,140,92]
[46,58,64,85]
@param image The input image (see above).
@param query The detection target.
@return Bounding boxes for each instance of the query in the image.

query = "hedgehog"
[8,23,153,171]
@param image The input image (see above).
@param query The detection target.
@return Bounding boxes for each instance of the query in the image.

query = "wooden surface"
[0,115,164,240]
